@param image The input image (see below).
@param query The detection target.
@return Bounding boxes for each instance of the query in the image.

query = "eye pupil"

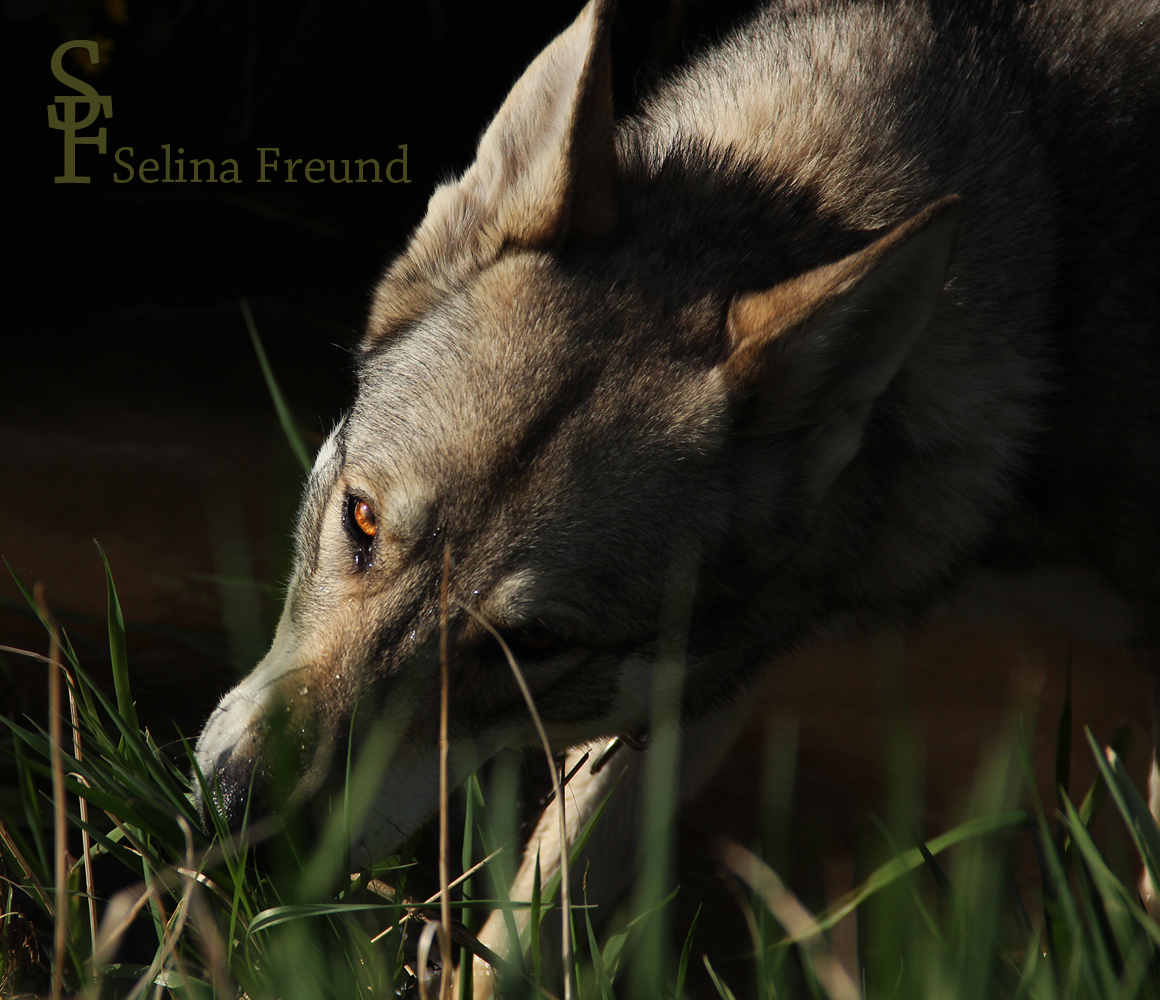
[353,500,377,538]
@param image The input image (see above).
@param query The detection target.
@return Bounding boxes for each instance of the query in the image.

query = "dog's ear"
[366,1,616,346]
[721,196,963,495]
[467,0,618,246]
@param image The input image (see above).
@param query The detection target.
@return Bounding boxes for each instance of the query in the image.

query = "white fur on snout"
[194,624,306,783]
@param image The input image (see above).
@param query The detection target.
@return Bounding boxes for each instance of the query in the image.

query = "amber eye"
[352,500,377,538]
[343,496,380,571]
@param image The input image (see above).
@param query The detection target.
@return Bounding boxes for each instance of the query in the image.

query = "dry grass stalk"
[34,583,68,1000]
[367,841,507,945]
[716,837,861,1000]
[122,818,198,1000]
[0,644,55,665]
[0,813,53,917]
[66,672,99,956]
[457,601,574,1000]
[91,882,159,972]
[438,543,453,1000]
[417,919,441,1000]
[365,877,560,1000]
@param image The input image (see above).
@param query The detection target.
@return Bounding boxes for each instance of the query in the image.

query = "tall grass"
[4,562,1160,998]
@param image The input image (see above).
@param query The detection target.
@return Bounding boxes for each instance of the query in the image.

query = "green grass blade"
[48,660,196,819]
[67,810,150,872]
[541,771,623,908]
[531,851,543,986]
[3,564,86,677]
[868,815,948,944]
[4,560,54,635]
[1055,651,1073,810]
[675,904,701,1000]
[2,717,186,848]
[584,889,615,1000]
[600,924,630,982]
[620,886,680,934]
[56,625,83,674]
[480,750,525,977]
[241,298,313,474]
[458,773,481,1000]
[1077,723,1132,829]
[96,542,139,737]
[1010,922,1049,1000]
[9,734,49,879]
[1063,793,1160,949]
[1065,829,1122,994]
[786,810,1026,941]
[1021,744,1087,990]
[1086,727,1160,898]
[1118,935,1158,999]
[247,903,405,936]
[12,767,182,867]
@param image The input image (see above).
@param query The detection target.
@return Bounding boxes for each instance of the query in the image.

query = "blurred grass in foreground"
[3,560,1160,999]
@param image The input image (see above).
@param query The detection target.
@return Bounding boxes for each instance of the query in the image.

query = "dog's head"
[194,0,960,862]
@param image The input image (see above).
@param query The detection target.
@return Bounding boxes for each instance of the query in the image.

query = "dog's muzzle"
[193,661,326,833]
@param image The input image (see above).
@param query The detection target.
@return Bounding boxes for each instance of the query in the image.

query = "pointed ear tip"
[581,0,617,40]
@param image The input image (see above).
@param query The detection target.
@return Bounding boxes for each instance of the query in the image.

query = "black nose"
[197,746,269,833]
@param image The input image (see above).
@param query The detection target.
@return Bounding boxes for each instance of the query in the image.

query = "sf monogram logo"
[48,40,113,184]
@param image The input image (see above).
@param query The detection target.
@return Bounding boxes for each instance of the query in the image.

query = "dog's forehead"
[350,262,617,475]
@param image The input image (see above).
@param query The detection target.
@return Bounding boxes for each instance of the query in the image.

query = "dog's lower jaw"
[347,742,450,869]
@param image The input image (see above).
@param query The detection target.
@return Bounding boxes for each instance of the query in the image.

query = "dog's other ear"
[722,196,963,496]
[366,0,617,346]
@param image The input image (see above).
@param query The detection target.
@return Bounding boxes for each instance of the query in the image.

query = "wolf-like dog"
[196,0,1160,986]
